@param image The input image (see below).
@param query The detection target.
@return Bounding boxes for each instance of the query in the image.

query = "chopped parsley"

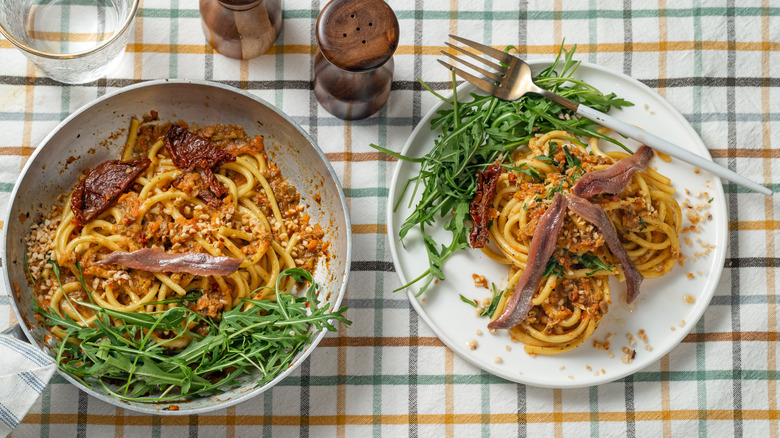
[573,253,614,276]
[562,145,583,173]
[638,217,647,232]
[542,257,565,278]
[502,162,543,182]
[533,143,559,166]
[546,179,566,199]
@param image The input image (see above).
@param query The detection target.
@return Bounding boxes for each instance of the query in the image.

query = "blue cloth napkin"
[0,332,56,437]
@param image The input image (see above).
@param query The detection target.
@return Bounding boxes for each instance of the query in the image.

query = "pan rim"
[2,79,352,415]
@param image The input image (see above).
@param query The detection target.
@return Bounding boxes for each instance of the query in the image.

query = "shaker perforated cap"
[316,0,399,72]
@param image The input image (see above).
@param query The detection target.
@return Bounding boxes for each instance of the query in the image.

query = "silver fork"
[439,34,772,196]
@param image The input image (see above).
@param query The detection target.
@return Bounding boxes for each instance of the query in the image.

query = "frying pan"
[2,80,351,414]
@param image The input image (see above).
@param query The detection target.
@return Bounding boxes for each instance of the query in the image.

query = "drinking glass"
[0,0,139,84]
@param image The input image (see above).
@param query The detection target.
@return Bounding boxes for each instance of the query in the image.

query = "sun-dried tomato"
[197,188,220,208]
[164,124,236,206]
[71,158,151,225]
[468,161,502,248]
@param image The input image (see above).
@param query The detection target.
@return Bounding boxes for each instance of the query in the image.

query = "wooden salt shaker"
[314,0,399,120]
[200,0,282,60]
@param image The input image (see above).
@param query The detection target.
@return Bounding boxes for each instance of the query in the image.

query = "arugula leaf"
[460,284,505,319]
[533,143,559,166]
[373,43,632,295]
[532,154,556,165]
[480,284,505,318]
[548,143,559,161]
[74,260,95,305]
[562,145,582,172]
[459,294,478,307]
[502,163,543,182]
[145,291,203,306]
[35,263,351,403]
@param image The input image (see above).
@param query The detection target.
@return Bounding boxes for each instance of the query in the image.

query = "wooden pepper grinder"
[200,0,282,60]
[314,0,399,120]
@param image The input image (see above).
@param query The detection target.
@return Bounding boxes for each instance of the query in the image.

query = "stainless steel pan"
[2,80,351,414]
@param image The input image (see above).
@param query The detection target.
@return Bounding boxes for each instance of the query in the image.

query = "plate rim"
[386,59,728,388]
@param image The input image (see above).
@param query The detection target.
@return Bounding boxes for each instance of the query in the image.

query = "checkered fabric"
[1,0,778,437]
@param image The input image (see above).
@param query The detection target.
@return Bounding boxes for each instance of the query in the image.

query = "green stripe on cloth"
[723,183,779,193]
[343,187,389,198]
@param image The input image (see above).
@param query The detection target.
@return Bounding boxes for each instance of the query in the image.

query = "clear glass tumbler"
[0,0,139,84]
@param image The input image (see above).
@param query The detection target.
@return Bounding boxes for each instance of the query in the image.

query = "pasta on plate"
[474,130,682,355]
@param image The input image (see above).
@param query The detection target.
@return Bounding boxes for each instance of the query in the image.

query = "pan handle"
[1,324,29,343]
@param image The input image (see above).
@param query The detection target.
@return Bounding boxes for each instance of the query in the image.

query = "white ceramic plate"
[388,60,727,388]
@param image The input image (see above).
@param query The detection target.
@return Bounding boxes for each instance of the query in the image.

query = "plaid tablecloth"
[1,0,778,436]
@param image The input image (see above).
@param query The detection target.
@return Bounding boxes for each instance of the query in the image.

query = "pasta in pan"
[477,130,682,355]
[26,118,328,348]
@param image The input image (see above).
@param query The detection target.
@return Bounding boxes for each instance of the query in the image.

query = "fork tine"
[449,34,514,64]
[439,50,503,82]
[437,59,498,96]
[444,42,504,72]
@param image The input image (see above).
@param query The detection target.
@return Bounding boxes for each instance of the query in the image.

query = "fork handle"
[575,105,772,196]
[536,89,580,112]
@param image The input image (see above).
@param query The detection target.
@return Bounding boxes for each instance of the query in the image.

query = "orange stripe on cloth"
[444,348,455,438]
[553,388,563,437]
[681,331,779,343]
[728,221,780,231]
[710,148,780,159]
[115,407,124,438]
[23,31,115,42]
[1,38,778,54]
[759,5,778,437]
[0,147,28,156]
[315,332,778,349]
[133,8,144,82]
[657,0,668,101]
[21,410,780,426]
[226,406,236,438]
[352,224,387,234]
[121,41,780,56]
[660,356,672,438]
